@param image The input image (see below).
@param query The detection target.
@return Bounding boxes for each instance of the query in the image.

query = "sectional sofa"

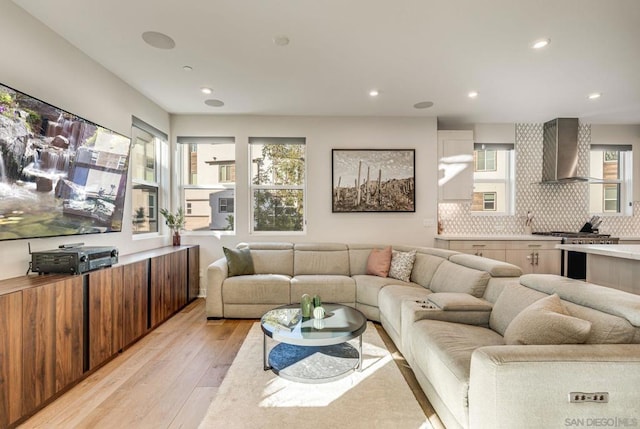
[206,242,640,429]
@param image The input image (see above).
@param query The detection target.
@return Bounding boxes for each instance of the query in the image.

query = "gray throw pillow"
[223,247,255,277]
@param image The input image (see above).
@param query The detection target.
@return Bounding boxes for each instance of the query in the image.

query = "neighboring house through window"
[589,145,633,215]
[131,118,167,234]
[471,144,514,214]
[177,136,236,231]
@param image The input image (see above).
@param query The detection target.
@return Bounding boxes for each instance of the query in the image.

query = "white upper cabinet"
[438,130,474,200]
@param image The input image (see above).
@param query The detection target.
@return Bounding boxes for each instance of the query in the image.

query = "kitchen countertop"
[435,235,562,241]
[555,244,640,261]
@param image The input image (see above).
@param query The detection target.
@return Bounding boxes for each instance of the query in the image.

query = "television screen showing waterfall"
[0,82,132,241]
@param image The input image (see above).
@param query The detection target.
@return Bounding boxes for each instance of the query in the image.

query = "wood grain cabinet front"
[0,245,199,428]
[87,266,124,371]
[122,260,149,348]
[0,292,22,428]
[21,277,83,416]
[188,246,200,302]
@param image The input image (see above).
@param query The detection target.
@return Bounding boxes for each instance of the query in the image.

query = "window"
[177,136,235,232]
[471,144,514,214]
[475,149,497,172]
[472,192,497,211]
[589,145,633,215]
[219,163,236,183]
[249,137,306,233]
[219,198,234,213]
[131,119,167,234]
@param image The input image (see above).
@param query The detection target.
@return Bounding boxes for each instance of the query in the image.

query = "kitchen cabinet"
[504,247,561,275]
[441,239,507,261]
[0,292,22,428]
[438,130,474,200]
[435,237,561,275]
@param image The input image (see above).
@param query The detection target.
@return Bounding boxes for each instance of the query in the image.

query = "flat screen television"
[0,82,132,241]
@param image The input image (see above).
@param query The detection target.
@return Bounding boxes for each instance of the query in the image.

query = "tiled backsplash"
[439,123,640,237]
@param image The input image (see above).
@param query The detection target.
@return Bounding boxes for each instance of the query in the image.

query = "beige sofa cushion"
[352,274,411,308]
[410,252,447,287]
[519,274,640,327]
[290,275,356,304]
[428,293,493,311]
[238,242,294,276]
[293,243,350,276]
[378,284,431,343]
[504,294,592,345]
[449,253,522,278]
[562,301,636,344]
[222,274,291,304]
[410,320,505,429]
[430,260,491,297]
[489,284,548,336]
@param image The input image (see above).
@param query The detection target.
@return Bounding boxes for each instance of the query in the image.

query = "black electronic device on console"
[29,243,118,274]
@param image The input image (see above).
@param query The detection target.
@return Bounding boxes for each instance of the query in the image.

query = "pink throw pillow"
[366,246,392,277]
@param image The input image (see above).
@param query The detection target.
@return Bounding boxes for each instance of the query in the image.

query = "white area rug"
[199,322,432,429]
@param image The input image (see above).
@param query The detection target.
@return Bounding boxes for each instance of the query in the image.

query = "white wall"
[0,0,171,280]
[170,115,439,279]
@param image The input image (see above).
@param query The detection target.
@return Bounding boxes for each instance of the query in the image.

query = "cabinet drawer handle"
[528,244,542,248]
[471,244,486,248]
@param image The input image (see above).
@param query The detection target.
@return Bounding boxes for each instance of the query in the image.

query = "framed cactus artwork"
[332,149,415,213]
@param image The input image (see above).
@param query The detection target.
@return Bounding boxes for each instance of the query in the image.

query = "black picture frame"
[332,149,415,212]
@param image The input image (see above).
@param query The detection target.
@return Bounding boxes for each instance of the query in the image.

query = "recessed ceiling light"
[141,31,176,49]
[468,91,479,99]
[204,99,225,107]
[369,89,379,97]
[588,92,602,100]
[182,65,193,72]
[413,101,434,109]
[201,87,213,95]
[273,35,290,46]
[532,38,550,49]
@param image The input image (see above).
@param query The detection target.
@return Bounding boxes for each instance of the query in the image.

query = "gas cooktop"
[532,231,612,238]
[532,231,618,244]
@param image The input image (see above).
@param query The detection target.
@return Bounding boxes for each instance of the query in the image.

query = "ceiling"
[12,0,640,126]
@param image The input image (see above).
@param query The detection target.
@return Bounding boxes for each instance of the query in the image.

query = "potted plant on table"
[160,207,185,246]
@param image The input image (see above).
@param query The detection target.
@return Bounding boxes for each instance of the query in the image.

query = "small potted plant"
[160,207,185,246]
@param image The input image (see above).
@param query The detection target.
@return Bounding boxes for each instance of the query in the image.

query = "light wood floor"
[19,299,444,429]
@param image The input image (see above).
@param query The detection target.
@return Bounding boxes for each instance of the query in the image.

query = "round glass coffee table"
[261,303,367,383]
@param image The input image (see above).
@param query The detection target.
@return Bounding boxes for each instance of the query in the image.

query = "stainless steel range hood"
[541,118,587,183]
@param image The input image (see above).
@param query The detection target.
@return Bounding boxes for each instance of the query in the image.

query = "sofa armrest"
[469,344,640,429]
[206,258,228,318]
[404,297,492,327]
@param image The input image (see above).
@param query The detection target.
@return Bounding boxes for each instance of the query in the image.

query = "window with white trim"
[471,143,514,214]
[589,145,633,215]
[249,137,306,233]
[177,136,235,232]
[131,120,167,234]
